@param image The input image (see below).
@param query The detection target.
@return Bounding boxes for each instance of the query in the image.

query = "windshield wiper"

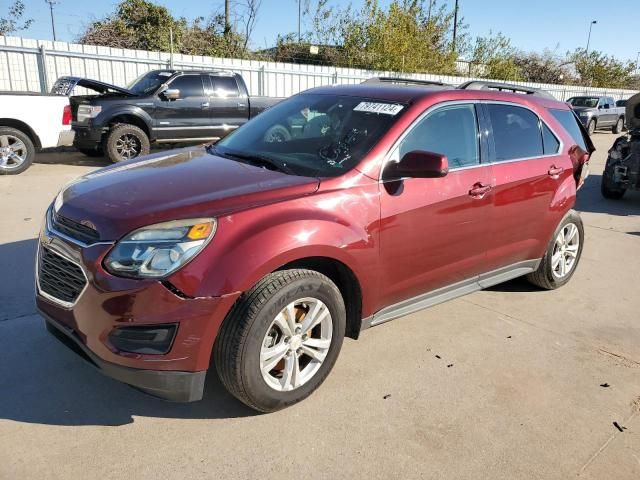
[210,147,296,175]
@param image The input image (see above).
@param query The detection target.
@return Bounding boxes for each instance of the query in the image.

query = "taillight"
[62,105,72,125]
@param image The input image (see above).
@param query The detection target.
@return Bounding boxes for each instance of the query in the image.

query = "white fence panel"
[1,35,637,101]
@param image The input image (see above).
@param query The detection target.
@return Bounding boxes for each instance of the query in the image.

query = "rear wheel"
[612,117,624,134]
[104,123,150,163]
[526,211,584,290]
[587,119,596,136]
[214,269,346,412]
[0,127,35,175]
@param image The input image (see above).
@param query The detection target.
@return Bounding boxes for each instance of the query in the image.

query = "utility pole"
[585,20,597,57]
[224,0,231,36]
[452,0,459,53]
[298,0,302,43]
[45,0,58,41]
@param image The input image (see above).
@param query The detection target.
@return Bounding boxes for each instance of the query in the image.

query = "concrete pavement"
[0,134,639,479]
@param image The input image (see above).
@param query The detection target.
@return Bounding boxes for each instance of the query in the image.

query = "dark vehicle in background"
[567,95,625,135]
[54,70,282,163]
[602,92,640,199]
[38,81,593,412]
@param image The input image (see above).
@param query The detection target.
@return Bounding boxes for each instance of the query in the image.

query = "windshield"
[214,93,406,177]
[567,97,600,108]
[127,70,174,95]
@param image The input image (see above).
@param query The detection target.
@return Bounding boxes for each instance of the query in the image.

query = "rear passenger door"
[206,75,248,139]
[482,102,573,274]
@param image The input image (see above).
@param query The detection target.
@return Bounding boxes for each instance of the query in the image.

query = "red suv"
[37,81,593,412]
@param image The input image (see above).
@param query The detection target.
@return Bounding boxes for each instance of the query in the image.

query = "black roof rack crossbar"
[457,80,556,100]
[363,77,450,87]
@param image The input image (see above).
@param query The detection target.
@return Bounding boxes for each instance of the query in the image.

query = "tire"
[104,123,150,163]
[214,269,346,412]
[587,119,596,136]
[526,210,584,290]
[0,126,35,175]
[263,124,291,143]
[601,171,626,199]
[612,117,624,134]
[77,146,103,158]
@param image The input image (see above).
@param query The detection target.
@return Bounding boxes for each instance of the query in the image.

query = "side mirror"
[383,150,449,180]
[604,104,610,110]
[163,89,180,100]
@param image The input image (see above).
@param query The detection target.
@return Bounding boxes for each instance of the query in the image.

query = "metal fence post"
[333,69,338,84]
[37,45,49,93]
[258,65,265,96]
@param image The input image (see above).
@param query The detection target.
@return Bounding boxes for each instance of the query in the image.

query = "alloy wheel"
[551,223,580,279]
[0,134,28,171]
[115,133,142,159]
[260,297,333,392]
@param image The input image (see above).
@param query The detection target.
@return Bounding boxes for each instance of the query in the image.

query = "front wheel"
[104,123,150,163]
[526,211,584,290]
[214,269,346,412]
[601,171,626,199]
[587,119,596,136]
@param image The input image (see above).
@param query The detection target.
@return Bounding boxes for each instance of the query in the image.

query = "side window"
[167,75,204,98]
[486,104,543,161]
[212,76,240,97]
[550,109,588,151]
[398,104,479,169]
[541,122,560,154]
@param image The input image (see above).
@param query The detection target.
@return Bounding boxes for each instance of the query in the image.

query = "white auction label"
[353,102,404,115]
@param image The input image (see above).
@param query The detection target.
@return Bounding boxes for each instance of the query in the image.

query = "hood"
[55,146,320,240]
[51,76,135,96]
[626,92,640,130]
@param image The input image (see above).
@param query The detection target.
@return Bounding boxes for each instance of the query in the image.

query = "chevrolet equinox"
[37,82,594,412]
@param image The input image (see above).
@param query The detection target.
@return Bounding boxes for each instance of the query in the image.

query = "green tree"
[570,48,635,88]
[470,31,521,81]
[512,49,576,84]
[0,0,33,36]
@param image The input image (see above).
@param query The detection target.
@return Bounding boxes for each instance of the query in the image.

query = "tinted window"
[550,109,588,151]
[168,75,204,98]
[212,76,239,97]
[399,104,479,168]
[542,122,560,154]
[487,104,543,161]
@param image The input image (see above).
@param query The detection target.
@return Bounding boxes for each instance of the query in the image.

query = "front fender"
[94,106,153,132]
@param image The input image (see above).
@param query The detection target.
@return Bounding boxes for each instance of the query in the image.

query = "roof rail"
[457,80,556,100]
[363,77,450,87]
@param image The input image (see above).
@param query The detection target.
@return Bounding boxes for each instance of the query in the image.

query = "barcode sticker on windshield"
[353,102,404,116]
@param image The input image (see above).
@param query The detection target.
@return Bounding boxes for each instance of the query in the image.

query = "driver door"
[376,103,494,311]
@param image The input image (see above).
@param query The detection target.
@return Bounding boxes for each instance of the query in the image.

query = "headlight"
[77,105,102,122]
[104,218,217,278]
[580,112,590,117]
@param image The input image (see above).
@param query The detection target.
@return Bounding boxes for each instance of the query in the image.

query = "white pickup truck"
[0,92,74,175]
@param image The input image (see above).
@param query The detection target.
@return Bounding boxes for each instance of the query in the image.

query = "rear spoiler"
[51,76,135,96]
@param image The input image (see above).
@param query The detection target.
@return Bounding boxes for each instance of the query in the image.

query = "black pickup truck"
[53,70,282,162]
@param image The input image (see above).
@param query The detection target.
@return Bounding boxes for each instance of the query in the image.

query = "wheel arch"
[108,113,152,139]
[0,118,41,148]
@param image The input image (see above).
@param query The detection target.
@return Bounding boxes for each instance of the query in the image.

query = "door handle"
[201,102,210,108]
[548,165,564,178]
[469,182,492,198]
[237,102,247,108]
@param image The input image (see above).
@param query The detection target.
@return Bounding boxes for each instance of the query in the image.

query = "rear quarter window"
[549,109,588,151]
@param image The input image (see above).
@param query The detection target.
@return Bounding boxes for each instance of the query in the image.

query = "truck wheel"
[587,119,596,136]
[214,269,346,412]
[612,117,624,134]
[77,147,103,158]
[0,127,35,175]
[526,210,584,290]
[104,123,150,163]
[601,171,626,199]
[263,124,291,143]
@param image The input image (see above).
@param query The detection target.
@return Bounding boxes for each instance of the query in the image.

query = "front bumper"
[72,125,103,148]
[35,209,240,401]
[42,312,206,401]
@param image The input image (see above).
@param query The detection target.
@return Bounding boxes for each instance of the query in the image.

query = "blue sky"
[10,0,640,63]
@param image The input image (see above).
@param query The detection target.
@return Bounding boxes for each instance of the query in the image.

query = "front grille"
[52,212,99,244]
[39,247,87,304]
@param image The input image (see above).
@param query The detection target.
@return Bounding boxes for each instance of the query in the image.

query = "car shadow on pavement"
[0,239,256,426]
[575,174,640,216]
[35,150,108,168]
